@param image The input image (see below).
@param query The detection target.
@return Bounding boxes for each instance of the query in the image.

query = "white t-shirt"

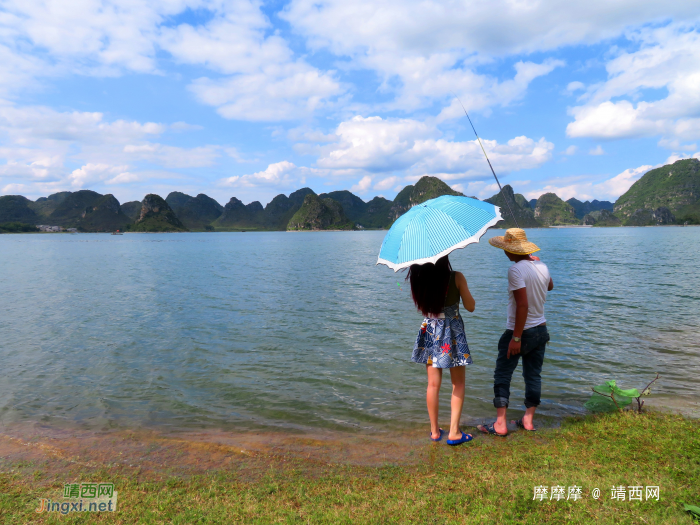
[506,260,551,330]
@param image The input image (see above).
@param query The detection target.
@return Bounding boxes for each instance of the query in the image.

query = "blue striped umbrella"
[377,195,502,271]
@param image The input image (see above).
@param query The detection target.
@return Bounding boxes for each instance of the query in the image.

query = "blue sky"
[1,1,699,207]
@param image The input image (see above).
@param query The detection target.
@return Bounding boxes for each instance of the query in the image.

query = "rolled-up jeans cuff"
[493,397,509,408]
[524,399,540,408]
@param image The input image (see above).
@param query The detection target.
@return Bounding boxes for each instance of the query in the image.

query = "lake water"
[1,228,698,435]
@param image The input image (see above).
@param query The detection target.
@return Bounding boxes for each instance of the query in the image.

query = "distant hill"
[485,185,541,228]
[0,191,131,231]
[166,192,223,230]
[0,195,39,224]
[14,167,695,232]
[316,191,391,228]
[287,194,354,231]
[567,198,614,220]
[76,194,132,232]
[213,187,314,230]
[390,176,463,221]
[214,197,265,230]
[45,190,104,226]
[534,193,579,226]
[120,201,142,222]
[359,196,394,228]
[583,209,621,227]
[131,194,188,232]
[614,158,700,225]
[212,177,462,231]
[317,190,365,221]
[30,192,71,218]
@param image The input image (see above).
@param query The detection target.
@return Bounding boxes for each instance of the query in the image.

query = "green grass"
[1,411,698,524]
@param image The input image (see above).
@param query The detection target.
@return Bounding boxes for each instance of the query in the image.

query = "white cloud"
[589,145,605,155]
[350,175,373,193]
[288,126,338,143]
[524,164,653,201]
[434,59,564,120]
[2,182,27,194]
[658,138,697,151]
[0,105,163,144]
[160,5,344,121]
[665,151,700,164]
[567,81,585,93]
[106,171,141,185]
[170,121,203,132]
[374,176,402,191]
[0,103,228,196]
[567,25,700,141]
[0,1,343,121]
[220,161,301,188]
[454,180,499,199]
[563,145,578,155]
[68,163,131,188]
[284,0,700,58]
[0,0,192,93]
[317,116,554,182]
[189,65,342,121]
[123,143,219,168]
[284,0,700,113]
[318,116,436,171]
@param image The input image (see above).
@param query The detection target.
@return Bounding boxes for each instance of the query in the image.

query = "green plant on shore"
[685,503,700,523]
[585,374,659,413]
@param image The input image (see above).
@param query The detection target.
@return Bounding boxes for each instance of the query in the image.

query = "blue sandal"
[477,423,508,437]
[430,429,445,442]
[446,431,473,446]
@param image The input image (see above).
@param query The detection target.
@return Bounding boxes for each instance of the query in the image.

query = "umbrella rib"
[426,209,472,255]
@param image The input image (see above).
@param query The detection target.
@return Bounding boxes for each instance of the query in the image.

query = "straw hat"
[489,228,540,255]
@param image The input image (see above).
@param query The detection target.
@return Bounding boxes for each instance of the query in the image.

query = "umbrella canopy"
[377,195,502,271]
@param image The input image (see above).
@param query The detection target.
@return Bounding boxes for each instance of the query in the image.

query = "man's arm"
[508,288,528,359]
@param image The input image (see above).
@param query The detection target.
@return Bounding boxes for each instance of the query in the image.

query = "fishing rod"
[452,93,520,228]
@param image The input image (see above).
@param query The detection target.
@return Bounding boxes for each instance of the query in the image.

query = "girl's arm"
[455,271,475,313]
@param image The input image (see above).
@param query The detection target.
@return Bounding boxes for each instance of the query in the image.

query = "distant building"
[36,225,63,232]
[66,228,78,233]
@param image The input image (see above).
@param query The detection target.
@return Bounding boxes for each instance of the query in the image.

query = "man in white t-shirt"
[478,228,554,436]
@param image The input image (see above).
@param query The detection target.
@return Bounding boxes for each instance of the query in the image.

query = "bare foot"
[511,418,536,431]
[477,422,508,436]
[493,421,508,435]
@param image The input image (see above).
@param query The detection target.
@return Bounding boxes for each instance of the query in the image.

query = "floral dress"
[411,302,473,368]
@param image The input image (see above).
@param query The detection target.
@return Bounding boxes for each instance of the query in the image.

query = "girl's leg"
[426,365,442,439]
[448,366,466,440]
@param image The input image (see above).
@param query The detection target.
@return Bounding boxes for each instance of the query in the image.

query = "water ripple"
[0,227,698,432]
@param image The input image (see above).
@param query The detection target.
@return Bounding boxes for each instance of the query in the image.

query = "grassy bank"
[1,411,698,524]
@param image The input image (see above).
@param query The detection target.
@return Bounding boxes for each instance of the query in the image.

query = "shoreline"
[2,411,697,523]
[4,224,699,234]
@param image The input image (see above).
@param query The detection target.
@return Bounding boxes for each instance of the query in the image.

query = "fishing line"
[451,93,520,228]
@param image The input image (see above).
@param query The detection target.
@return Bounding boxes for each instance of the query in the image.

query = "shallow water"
[0,227,698,434]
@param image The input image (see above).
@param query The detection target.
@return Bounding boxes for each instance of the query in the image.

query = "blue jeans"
[493,324,549,409]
